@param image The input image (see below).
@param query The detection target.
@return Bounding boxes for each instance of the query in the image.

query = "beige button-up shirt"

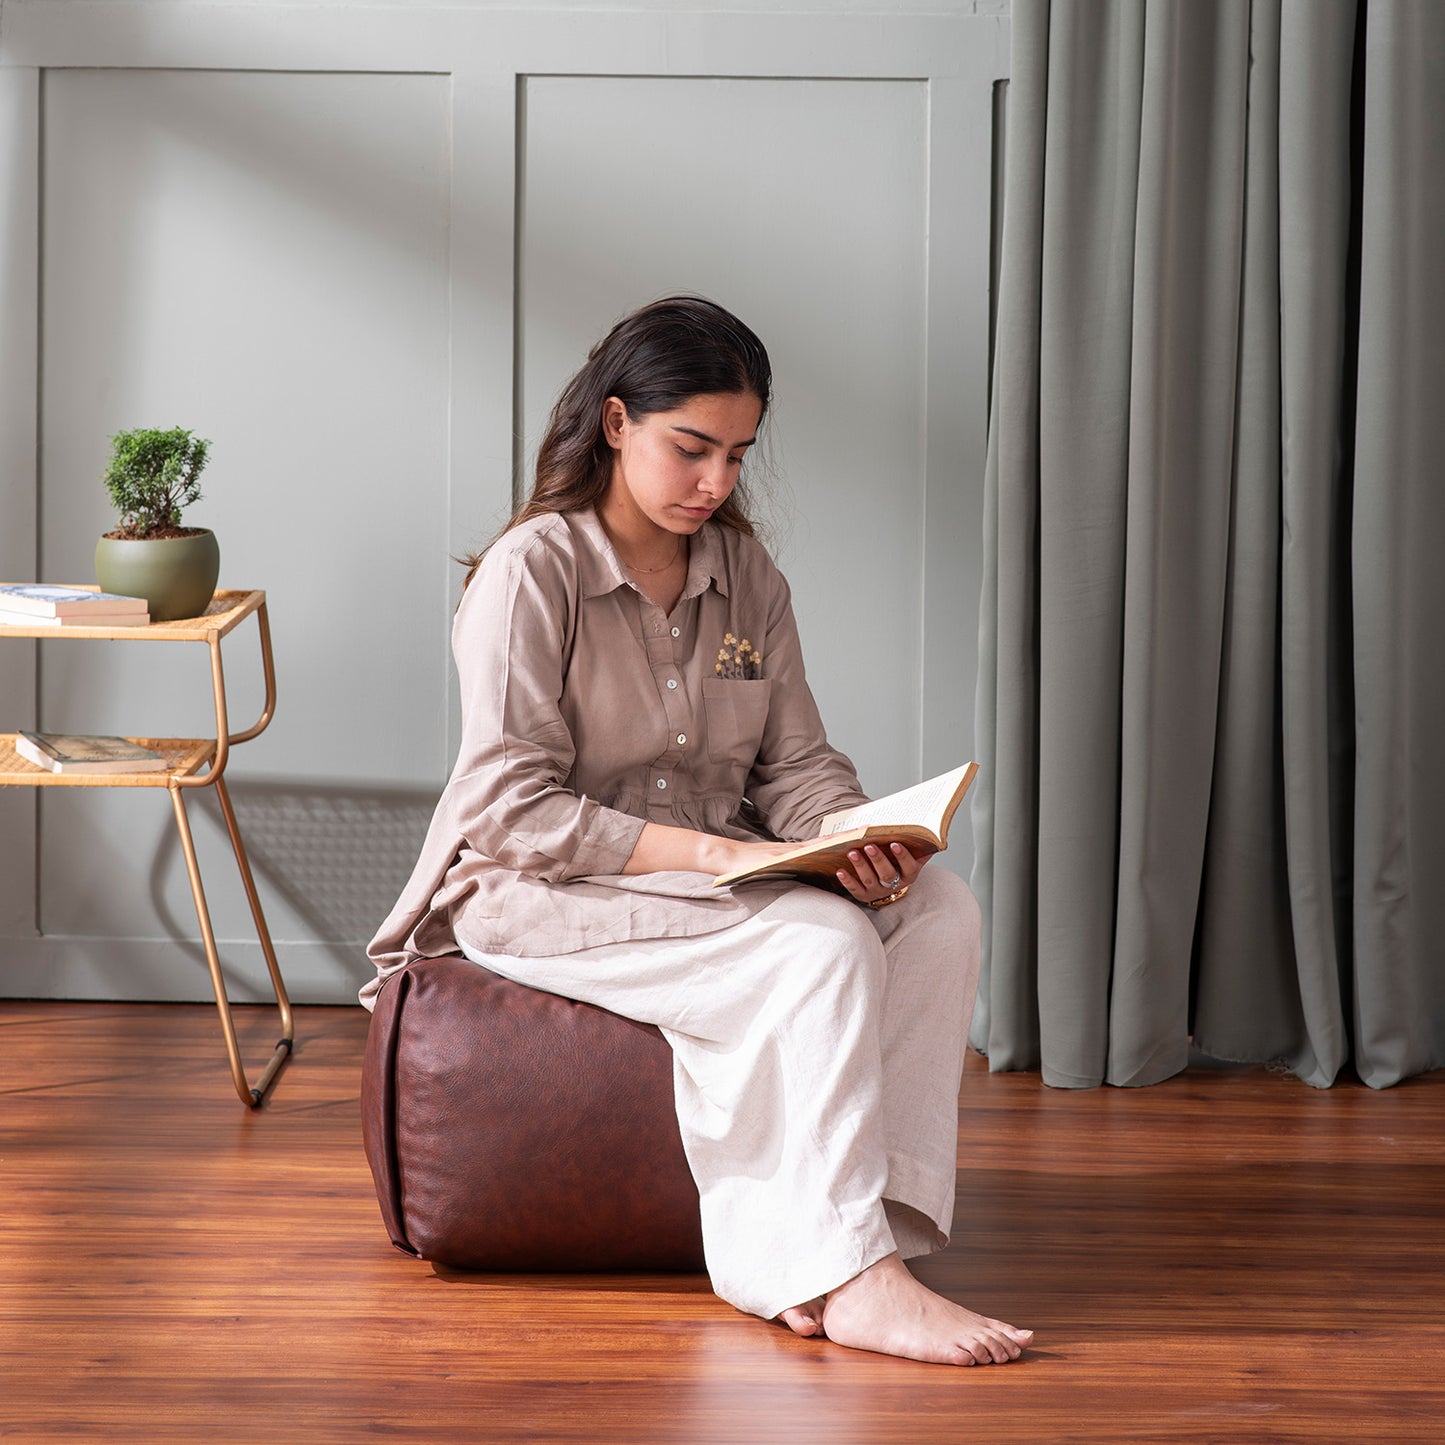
[363,505,868,1004]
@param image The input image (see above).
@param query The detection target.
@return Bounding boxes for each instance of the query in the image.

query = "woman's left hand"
[836,841,929,907]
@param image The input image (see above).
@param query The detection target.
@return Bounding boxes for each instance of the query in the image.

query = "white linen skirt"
[455,864,982,1320]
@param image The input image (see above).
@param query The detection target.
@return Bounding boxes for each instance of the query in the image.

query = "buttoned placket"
[636,593,694,814]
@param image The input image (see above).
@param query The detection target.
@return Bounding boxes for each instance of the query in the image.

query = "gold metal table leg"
[213,774,294,1094]
[168,781,294,1106]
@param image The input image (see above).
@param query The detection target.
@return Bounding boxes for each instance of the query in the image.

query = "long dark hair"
[462,296,772,588]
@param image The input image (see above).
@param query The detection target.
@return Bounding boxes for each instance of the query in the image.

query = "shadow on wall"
[146,777,436,988]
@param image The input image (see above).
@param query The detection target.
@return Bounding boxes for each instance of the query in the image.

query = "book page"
[819,764,975,838]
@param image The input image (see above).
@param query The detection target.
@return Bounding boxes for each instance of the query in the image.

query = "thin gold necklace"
[620,536,684,574]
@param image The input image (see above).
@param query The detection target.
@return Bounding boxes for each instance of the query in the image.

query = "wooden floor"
[2,1002,1442,1444]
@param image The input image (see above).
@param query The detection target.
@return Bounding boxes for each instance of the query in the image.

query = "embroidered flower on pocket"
[715,631,764,680]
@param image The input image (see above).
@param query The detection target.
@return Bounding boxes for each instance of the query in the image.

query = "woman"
[365,297,1032,1367]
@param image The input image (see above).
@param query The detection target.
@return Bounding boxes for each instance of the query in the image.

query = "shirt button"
[676,733,687,746]
[656,778,668,790]
[666,678,678,690]
[671,626,680,638]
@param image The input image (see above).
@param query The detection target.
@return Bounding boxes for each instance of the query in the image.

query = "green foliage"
[102,427,213,538]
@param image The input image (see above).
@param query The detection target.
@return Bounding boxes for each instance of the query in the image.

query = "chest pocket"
[702,677,773,766]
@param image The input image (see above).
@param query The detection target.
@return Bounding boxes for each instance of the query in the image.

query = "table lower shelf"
[0,735,217,786]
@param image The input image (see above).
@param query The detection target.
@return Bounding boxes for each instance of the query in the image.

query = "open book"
[713,762,979,889]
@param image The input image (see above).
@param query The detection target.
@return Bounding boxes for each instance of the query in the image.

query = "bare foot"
[821,1252,1032,1366]
[776,1296,827,1337]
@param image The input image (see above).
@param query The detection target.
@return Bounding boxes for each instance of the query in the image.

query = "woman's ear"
[601,396,628,450]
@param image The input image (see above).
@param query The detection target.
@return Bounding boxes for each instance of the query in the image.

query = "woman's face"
[601,391,763,537]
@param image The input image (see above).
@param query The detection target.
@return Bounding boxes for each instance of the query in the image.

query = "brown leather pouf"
[360,954,705,1271]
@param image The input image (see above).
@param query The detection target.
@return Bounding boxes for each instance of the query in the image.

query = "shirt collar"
[571,505,730,602]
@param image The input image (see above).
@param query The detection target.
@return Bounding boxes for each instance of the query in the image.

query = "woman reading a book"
[365,297,1032,1367]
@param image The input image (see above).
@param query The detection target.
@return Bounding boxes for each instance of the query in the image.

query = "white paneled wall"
[0,2,1007,1003]
[520,76,929,789]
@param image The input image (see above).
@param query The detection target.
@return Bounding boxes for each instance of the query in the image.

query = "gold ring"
[864,883,910,910]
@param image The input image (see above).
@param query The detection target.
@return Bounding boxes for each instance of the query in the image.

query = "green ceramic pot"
[94,529,221,622]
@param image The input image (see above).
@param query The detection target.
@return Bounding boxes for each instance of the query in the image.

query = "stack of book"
[0,584,150,628]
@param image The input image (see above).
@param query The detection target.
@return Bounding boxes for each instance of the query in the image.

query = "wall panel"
[30,69,452,998]
[0,69,40,944]
[521,75,931,798]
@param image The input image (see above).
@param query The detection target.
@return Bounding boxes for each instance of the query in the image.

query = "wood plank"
[1,1001,1441,1442]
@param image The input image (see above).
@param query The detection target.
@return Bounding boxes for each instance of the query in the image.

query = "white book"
[0,608,149,628]
[15,732,168,774]
[0,584,149,619]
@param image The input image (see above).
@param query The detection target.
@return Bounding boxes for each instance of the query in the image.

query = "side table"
[0,588,293,1105]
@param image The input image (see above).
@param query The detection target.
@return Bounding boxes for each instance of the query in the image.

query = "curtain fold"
[973,0,1445,1088]
[1349,1,1445,1084]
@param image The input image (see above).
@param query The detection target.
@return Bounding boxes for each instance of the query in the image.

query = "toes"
[991,1329,1027,1363]
[939,1340,981,1366]
[965,1326,1027,1365]
[778,1305,823,1338]
[992,1329,1023,1362]
[982,1316,1033,1358]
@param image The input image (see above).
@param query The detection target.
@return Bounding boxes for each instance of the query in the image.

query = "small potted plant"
[95,426,220,621]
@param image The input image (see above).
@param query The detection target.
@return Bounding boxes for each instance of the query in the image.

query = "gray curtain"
[972,0,1445,1088]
